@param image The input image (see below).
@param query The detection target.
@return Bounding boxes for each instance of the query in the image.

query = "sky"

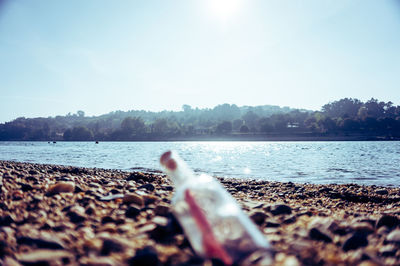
[1,0,400,123]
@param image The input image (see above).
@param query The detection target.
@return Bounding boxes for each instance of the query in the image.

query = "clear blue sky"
[1,0,400,122]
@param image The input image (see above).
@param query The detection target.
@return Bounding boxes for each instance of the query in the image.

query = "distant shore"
[1,160,400,265]
[3,134,400,142]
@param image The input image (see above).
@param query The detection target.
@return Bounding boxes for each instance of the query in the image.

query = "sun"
[205,0,244,24]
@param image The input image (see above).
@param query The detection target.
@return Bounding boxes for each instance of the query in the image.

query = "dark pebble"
[0,214,15,226]
[128,246,159,266]
[139,183,155,192]
[375,189,389,195]
[101,216,116,224]
[125,205,141,219]
[342,232,368,251]
[309,228,332,243]
[67,211,86,224]
[101,238,125,255]
[19,183,33,192]
[376,215,399,229]
[270,204,292,215]
[265,221,280,228]
[250,212,267,225]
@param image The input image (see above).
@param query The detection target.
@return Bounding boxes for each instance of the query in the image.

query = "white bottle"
[160,151,274,265]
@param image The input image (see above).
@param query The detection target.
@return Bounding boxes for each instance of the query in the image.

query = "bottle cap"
[160,150,195,186]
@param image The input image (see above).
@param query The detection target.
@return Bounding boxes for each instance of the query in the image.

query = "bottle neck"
[160,150,195,187]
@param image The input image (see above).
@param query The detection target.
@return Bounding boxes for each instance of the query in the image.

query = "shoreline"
[2,134,400,142]
[1,161,400,265]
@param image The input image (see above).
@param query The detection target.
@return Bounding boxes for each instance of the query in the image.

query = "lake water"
[0,141,399,187]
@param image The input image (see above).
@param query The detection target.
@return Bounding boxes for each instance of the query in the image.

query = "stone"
[309,228,332,243]
[376,215,399,229]
[250,211,267,225]
[375,189,388,195]
[343,232,368,251]
[0,215,15,226]
[379,245,397,257]
[80,256,116,266]
[47,182,75,195]
[67,210,86,224]
[125,205,141,219]
[143,194,159,205]
[16,250,73,264]
[352,222,375,234]
[99,194,124,201]
[270,204,292,215]
[128,246,159,266]
[265,221,280,228]
[123,193,144,206]
[154,204,170,216]
[100,238,127,255]
[16,236,65,250]
[386,229,400,244]
[308,218,333,243]
[139,183,155,192]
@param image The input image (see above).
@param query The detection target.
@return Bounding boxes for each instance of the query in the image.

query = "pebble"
[47,181,75,195]
[386,229,400,244]
[375,189,388,195]
[138,183,155,192]
[250,211,268,225]
[128,246,159,266]
[2,161,400,265]
[343,232,369,251]
[100,237,127,255]
[125,205,141,219]
[352,222,375,234]
[154,203,170,216]
[16,249,73,264]
[16,236,65,250]
[309,227,332,243]
[270,204,292,215]
[376,215,399,229]
[123,193,144,206]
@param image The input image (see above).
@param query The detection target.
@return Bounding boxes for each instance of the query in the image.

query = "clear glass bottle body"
[160,151,273,265]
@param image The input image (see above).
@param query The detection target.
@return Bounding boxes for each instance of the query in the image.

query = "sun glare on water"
[205,0,244,24]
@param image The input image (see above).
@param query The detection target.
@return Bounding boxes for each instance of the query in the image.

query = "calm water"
[0,141,399,187]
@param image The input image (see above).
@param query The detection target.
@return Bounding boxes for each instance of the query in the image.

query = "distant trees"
[64,126,93,141]
[1,98,400,141]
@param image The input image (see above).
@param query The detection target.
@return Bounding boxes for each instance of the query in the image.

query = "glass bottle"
[160,151,274,265]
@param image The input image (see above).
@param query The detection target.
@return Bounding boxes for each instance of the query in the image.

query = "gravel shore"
[1,160,400,265]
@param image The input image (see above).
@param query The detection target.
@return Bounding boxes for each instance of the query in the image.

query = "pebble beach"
[1,160,400,265]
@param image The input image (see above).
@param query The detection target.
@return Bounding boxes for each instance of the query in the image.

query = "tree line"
[1,98,400,141]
